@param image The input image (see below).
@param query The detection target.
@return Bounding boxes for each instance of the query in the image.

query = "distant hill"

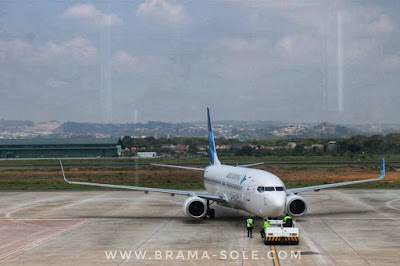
[1,118,399,139]
[54,121,362,139]
[0,119,34,130]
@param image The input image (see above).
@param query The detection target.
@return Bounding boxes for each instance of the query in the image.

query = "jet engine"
[183,196,208,219]
[286,194,307,217]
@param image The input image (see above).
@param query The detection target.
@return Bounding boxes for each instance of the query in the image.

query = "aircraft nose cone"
[269,204,285,217]
[267,194,286,217]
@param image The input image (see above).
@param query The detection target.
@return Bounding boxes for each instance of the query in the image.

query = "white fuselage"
[203,165,286,218]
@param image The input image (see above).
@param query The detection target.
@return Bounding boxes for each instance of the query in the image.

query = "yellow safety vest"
[283,216,292,222]
[246,219,253,228]
[263,221,270,229]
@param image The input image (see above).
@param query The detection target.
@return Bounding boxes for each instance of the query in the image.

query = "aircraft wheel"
[209,208,215,219]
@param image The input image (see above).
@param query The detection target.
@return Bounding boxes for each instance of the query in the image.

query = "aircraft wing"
[60,161,225,202]
[286,157,385,194]
[150,163,204,171]
[239,162,265,167]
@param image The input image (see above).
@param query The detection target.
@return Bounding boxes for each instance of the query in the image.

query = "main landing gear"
[205,200,215,219]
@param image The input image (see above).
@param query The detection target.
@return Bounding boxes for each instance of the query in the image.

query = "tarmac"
[0,189,399,265]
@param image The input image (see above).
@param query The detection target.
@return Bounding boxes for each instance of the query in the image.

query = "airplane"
[60,108,385,219]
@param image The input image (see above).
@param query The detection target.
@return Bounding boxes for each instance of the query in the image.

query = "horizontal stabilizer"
[150,163,204,171]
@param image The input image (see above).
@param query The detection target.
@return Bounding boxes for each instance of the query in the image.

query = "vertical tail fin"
[207,107,221,165]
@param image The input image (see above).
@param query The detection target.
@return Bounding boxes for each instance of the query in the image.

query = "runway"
[0,189,399,265]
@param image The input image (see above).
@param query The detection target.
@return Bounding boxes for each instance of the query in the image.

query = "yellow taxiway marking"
[270,245,279,266]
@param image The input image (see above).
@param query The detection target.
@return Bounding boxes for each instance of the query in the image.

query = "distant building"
[286,142,297,149]
[197,145,207,151]
[137,152,157,158]
[312,144,324,149]
[216,145,229,150]
[261,145,283,150]
[176,144,189,151]
[161,144,176,150]
[305,144,324,150]
[0,138,123,158]
[328,141,338,151]
[230,143,245,150]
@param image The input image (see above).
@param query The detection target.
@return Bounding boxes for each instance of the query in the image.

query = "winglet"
[380,156,385,179]
[59,160,71,184]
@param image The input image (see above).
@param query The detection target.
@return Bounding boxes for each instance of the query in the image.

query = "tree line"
[121,133,400,157]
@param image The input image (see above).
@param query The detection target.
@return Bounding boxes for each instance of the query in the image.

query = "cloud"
[0,37,98,65]
[62,4,123,28]
[112,50,138,72]
[367,14,393,33]
[216,37,271,52]
[0,39,32,60]
[379,54,400,70]
[274,36,294,55]
[1,1,400,124]
[218,0,308,9]
[38,37,98,64]
[136,0,190,27]
[111,50,175,77]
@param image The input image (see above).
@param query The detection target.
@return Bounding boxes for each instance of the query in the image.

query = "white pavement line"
[116,209,181,266]
[339,192,399,221]
[39,194,107,215]
[4,194,106,219]
[0,219,90,260]
[307,206,370,266]
[1,218,90,221]
[385,199,400,212]
[322,218,397,220]
[296,221,331,265]
[4,198,54,218]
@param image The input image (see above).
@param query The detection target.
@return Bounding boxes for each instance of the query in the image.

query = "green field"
[1,181,398,191]
[0,154,395,166]
[0,156,398,190]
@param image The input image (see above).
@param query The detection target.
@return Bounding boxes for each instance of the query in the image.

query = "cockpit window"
[275,187,285,191]
[257,186,278,192]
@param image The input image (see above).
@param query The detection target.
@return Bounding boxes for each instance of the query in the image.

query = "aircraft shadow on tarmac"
[80,215,189,221]
[305,209,375,217]
[78,205,250,222]
[76,208,375,222]
[78,215,246,223]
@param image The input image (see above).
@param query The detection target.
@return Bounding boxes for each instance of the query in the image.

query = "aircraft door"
[246,180,254,201]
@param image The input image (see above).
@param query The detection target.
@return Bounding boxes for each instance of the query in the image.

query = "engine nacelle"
[183,196,207,219]
[286,194,307,217]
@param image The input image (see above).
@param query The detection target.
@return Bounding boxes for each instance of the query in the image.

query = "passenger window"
[257,186,264,193]
[275,187,284,191]
[264,187,275,191]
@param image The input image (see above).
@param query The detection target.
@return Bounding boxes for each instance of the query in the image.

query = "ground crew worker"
[263,219,270,229]
[246,216,254,238]
[283,214,293,227]
[260,219,269,238]
[283,214,292,222]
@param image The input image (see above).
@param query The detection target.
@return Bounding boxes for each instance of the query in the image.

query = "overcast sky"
[0,0,399,124]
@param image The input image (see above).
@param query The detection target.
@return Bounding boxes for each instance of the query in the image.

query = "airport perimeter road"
[0,189,399,265]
